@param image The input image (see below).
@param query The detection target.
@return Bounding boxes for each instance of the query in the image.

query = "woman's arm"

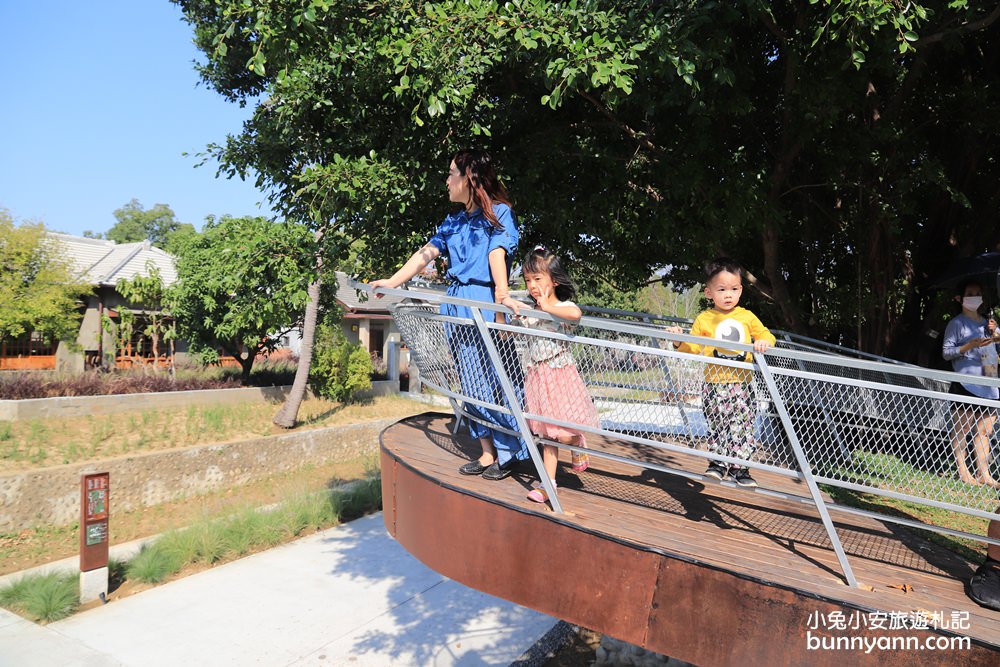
[488,247,520,317]
[942,318,962,361]
[942,318,991,360]
[370,243,440,292]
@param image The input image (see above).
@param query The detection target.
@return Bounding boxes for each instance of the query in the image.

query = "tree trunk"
[273,230,324,428]
[760,22,803,333]
[239,351,256,385]
[761,224,800,331]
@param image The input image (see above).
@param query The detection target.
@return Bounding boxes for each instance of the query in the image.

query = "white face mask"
[963,296,983,310]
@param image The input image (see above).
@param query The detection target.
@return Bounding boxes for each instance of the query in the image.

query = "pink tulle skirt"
[525,363,600,443]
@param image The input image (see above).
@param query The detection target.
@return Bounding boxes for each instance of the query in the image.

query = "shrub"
[309,324,373,402]
[248,357,298,387]
[126,542,185,584]
[334,475,383,522]
[220,509,270,556]
[0,361,303,400]
[370,355,389,381]
[0,572,78,622]
[0,370,241,400]
[189,520,229,564]
[280,490,338,536]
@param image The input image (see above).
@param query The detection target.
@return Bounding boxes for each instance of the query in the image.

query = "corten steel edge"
[364,284,1000,664]
[380,415,1000,667]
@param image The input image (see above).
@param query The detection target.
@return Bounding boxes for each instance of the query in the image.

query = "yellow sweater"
[676,307,776,384]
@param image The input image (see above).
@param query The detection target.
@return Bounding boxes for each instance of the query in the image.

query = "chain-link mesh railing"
[370,285,1000,587]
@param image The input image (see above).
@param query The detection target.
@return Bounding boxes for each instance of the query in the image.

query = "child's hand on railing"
[754,339,772,354]
[666,325,683,349]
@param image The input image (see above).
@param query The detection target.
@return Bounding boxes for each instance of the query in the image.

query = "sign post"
[79,472,109,603]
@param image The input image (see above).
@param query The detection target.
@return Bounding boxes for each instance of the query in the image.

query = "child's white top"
[517,300,578,368]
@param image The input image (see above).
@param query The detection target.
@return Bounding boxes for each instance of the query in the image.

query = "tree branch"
[914,4,1000,47]
[576,90,659,154]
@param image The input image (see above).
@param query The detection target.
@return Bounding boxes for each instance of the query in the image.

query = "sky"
[0,1,273,237]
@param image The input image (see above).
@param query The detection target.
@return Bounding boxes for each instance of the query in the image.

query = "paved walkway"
[0,513,558,666]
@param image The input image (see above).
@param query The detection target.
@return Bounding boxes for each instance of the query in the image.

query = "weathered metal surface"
[381,415,1000,667]
[647,558,997,666]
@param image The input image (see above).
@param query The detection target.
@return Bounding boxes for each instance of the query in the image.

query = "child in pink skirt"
[519,247,600,503]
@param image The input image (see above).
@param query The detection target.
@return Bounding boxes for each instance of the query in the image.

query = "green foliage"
[106,199,195,253]
[120,475,382,585]
[308,323,373,403]
[189,520,229,564]
[575,272,641,314]
[126,544,185,584]
[173,1,1000,360]
[114,265,175,363]
[168,215,315,380]
[278,490,338,536]
[637,281,705,322]
[0,209,92,342]
[219,507,275,555]
[0,572,78,622]
[332,471,383,522]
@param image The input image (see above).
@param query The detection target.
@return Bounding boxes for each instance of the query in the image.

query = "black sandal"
[459,460,488,475]
[969,558,1000,611]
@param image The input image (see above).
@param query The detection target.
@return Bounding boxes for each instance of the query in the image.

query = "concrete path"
[0,513,557,667]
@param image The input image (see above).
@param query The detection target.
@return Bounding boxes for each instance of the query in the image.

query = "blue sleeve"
[487,204,518,256]
[942,318,964,361]
[428,218,450,255]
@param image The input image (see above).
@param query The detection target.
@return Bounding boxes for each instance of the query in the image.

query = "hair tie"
[533,244,546,252]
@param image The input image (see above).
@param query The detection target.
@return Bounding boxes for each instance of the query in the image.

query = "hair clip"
[533,244,547,252]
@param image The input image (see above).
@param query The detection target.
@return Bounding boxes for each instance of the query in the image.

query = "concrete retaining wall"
[0,385,295,421]
[0,419,394,532]
[0,381,401,421]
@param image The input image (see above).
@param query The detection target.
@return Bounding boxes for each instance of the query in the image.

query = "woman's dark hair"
[955,279,983,298]
[451,149,511,230]
[705,256,744,282]
[523,246,577,302]
[954,279,988,315]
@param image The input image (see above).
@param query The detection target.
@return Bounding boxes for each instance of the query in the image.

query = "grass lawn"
[0,394,430,472]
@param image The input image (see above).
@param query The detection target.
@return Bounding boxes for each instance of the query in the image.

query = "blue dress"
[428,203,528,464]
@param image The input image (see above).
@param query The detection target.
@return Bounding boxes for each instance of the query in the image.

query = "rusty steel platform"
[380,412,1000,666]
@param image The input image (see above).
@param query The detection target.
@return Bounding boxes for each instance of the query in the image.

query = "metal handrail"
[579,304,918,366]
[359,281,1000,587]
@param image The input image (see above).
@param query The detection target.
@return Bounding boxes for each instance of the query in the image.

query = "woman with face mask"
[942,280,1000,487]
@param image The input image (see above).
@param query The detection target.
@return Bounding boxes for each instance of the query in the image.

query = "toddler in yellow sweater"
[668,258,775,487]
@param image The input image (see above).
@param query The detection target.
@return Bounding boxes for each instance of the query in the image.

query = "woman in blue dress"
[371,149,529,480]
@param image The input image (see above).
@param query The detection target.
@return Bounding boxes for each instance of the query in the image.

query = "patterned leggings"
[702,382,757,463]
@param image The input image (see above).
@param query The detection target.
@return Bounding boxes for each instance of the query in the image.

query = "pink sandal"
[571,452,589,473]
[527,488,549,503]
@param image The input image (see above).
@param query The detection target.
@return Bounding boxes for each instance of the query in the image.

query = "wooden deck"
[380,412,1000,666]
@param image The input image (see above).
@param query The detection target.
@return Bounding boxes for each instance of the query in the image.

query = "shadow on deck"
[380,412,1000,666]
